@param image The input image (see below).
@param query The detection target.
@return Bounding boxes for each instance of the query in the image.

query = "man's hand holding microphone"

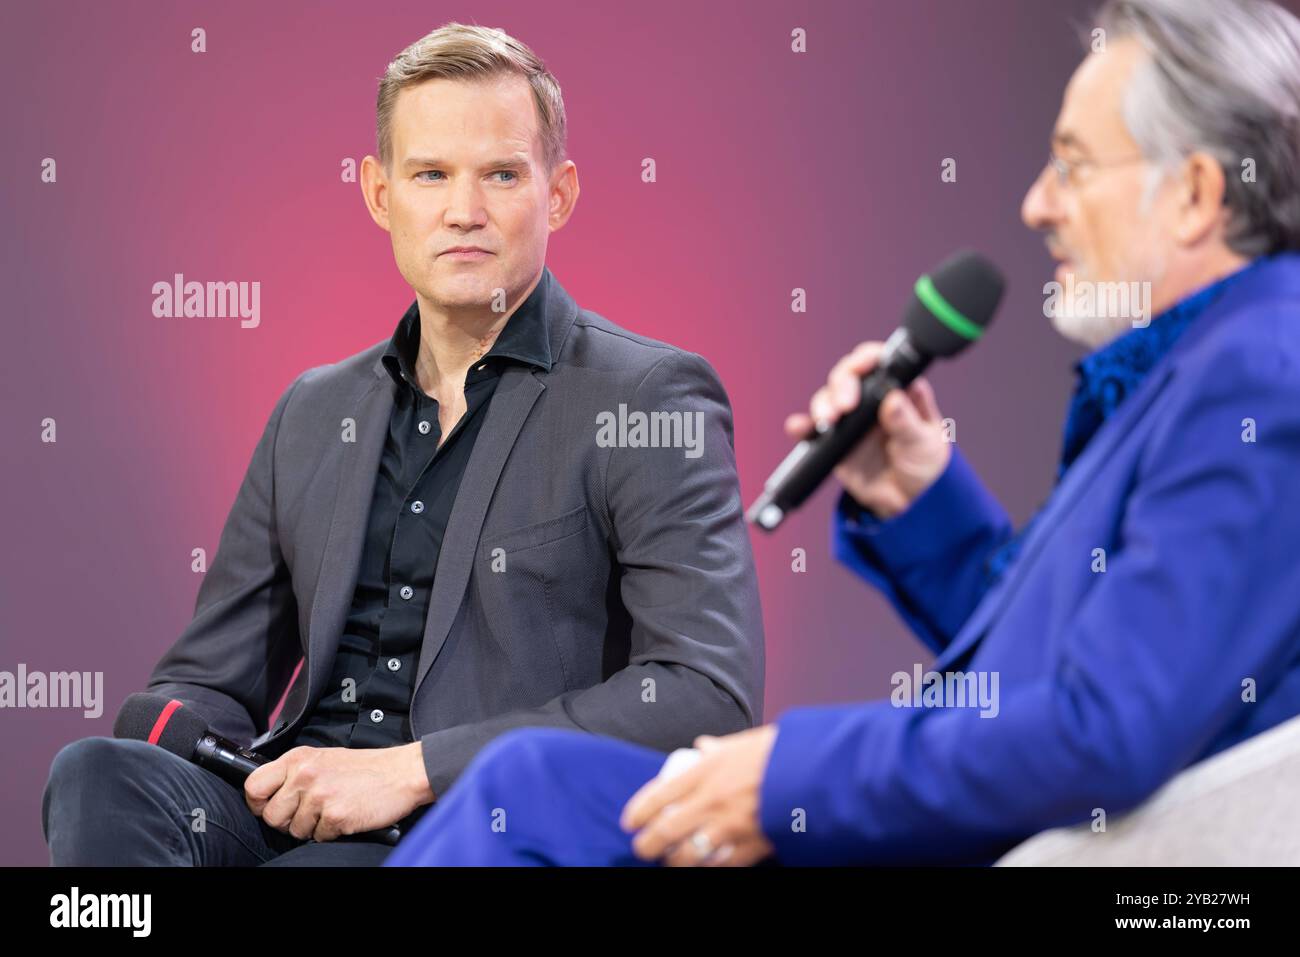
[747,250,1002,531]
[784,340,951,521]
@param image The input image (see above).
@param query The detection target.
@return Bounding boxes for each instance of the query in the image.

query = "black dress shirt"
[292,280,551,752]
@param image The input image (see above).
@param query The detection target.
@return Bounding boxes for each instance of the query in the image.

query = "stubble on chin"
[428,269,496,309]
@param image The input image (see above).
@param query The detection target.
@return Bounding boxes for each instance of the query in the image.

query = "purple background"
[8,0,1285,865]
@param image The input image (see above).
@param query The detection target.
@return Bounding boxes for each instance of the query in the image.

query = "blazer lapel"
[933,359,1179,672]
[304,376,394,711]
[930,256,1300,671]
[413,365,546,700]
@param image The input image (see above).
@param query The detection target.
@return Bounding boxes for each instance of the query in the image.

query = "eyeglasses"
[1046,151,1147,189]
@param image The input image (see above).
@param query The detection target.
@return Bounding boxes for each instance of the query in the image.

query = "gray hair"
[1093,0,1300,255]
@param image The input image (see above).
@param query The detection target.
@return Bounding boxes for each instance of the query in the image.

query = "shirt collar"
[381,267,553,392]
[1058,256,1268,479]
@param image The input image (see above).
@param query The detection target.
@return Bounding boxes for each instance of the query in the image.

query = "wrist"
[842,483,904,521]
[899,444,951,506]
[402,740,436,805]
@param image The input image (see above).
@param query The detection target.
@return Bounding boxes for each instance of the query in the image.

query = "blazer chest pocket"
[482,504,590,556]
[476,505,592,689]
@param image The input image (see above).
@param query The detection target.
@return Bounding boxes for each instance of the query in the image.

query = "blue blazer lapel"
[930,256,1300,672]
[933,358,1178,672]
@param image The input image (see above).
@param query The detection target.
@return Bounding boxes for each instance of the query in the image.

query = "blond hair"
[376,22,567,174]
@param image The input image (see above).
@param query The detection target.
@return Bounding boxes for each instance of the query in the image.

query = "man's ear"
[546,160,580,233]
[1174,150,1230,247]
[360,155,391,232]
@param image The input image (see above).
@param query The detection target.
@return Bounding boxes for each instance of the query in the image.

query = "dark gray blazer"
[144,265,765,796]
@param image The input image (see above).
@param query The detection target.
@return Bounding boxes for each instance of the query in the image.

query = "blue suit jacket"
[760,253,1300,865]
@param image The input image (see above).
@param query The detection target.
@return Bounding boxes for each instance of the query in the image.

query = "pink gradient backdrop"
[13,0,1284,865]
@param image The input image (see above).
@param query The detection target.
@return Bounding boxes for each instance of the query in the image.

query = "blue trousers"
[384,728,671,866]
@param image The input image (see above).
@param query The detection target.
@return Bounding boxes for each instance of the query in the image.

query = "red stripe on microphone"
[148,699,184,745]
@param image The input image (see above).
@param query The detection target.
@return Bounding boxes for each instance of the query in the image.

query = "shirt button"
[410,500,424,514]
[387,657,401,672]
[418,420,431,435]
[370,709,384,723]
[399,585,414,600]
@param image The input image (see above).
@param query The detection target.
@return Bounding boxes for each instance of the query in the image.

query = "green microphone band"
[914,274,984,341]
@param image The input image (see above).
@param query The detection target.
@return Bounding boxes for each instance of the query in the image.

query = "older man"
[384,0,1300,867]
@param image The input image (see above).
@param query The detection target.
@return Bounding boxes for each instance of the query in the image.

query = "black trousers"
[41,736,393,866]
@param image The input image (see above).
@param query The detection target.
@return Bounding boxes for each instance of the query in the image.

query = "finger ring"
[690,832,714,857]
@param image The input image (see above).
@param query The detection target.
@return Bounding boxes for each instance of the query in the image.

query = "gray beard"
[1048,300,1140,349]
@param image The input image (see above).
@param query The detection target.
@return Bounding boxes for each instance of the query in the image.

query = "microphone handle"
[194,733,403,846]
[748,336,930,531]
[801,365,904,501]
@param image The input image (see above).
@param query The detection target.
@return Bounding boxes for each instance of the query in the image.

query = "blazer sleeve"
[139,373,308,746]
[416,350,765,797]
[758,334,1300,864]
[832,444,1013,655]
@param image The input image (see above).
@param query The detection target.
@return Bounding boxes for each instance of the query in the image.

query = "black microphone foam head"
[903,249,1006,358]
[113,692,210,760]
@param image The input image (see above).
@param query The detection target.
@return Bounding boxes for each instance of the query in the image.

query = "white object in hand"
[656,747,702,781]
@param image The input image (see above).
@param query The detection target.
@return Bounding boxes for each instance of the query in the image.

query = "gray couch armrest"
[996,713,1300,866]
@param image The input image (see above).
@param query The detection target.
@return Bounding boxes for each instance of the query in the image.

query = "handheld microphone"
[114,692,402,846]
[746,250,1005,532]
